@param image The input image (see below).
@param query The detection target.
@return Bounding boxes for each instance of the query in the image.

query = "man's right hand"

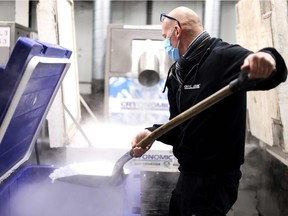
[131,129,154,157]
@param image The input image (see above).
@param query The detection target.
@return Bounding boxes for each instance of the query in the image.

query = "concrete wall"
[236,0,288,150]
[236,0,288,214]
[37,0,81,147]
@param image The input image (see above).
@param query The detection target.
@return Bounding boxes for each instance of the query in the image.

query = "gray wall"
[74,1,93,94]
[110,1,236,43]
[220,1,237,44]
[0,1,16,22]
[85,0,237,86]
[110,1,205,26]
[1,0,238,91]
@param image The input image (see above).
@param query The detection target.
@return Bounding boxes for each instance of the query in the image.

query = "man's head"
[161,6,204,56]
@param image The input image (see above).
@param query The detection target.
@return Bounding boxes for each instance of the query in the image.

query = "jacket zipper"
[176,47,212,112]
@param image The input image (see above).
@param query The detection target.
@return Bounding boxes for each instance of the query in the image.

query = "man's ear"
[175,25,182,39]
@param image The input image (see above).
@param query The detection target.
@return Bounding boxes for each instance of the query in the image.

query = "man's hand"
[131,129,153,157]
[241,52,276,78]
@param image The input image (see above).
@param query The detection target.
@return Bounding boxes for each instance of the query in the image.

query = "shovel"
[55,71,256,187]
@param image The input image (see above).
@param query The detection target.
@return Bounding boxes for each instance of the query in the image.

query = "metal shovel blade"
[54,151,133,187]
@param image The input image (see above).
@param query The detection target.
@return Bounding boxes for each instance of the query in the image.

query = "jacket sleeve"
[247,48,287,91]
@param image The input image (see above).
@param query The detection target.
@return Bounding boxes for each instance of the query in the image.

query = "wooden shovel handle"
[135,71,252,149]
[136,84,233,149]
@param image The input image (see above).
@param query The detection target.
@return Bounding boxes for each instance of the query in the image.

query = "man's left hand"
[241,52,276,78]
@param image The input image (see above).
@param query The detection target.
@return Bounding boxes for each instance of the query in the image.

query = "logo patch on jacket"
[184,84,201,90]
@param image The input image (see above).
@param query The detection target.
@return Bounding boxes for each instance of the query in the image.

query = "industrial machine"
[104,24,179,174]
[104,24,172,125]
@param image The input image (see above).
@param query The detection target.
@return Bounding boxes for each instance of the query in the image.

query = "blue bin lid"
[0,37,72,182]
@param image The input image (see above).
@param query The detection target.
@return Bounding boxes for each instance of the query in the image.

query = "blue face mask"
[164,30,180,61]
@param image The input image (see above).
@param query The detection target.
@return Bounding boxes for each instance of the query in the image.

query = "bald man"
[132,6,287,216]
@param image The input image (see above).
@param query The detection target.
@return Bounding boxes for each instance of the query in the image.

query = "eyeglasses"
[160,13,181,28]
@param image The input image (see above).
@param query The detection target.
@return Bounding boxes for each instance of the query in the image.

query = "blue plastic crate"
[0,165,141,216]
[0,37,71,181]
[0,37,141,216]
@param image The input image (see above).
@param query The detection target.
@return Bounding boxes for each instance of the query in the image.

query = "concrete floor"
[227,143,260,216]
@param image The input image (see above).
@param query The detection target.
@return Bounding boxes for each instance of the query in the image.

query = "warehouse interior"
[0,0,287,216]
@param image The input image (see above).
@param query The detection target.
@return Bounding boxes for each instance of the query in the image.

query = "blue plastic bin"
[0,37,141,216]
[0,165,141,216]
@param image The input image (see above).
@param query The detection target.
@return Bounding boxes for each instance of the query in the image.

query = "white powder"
[49,161,115,182]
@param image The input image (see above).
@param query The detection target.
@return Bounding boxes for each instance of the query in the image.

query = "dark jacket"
[148,38,287,173]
